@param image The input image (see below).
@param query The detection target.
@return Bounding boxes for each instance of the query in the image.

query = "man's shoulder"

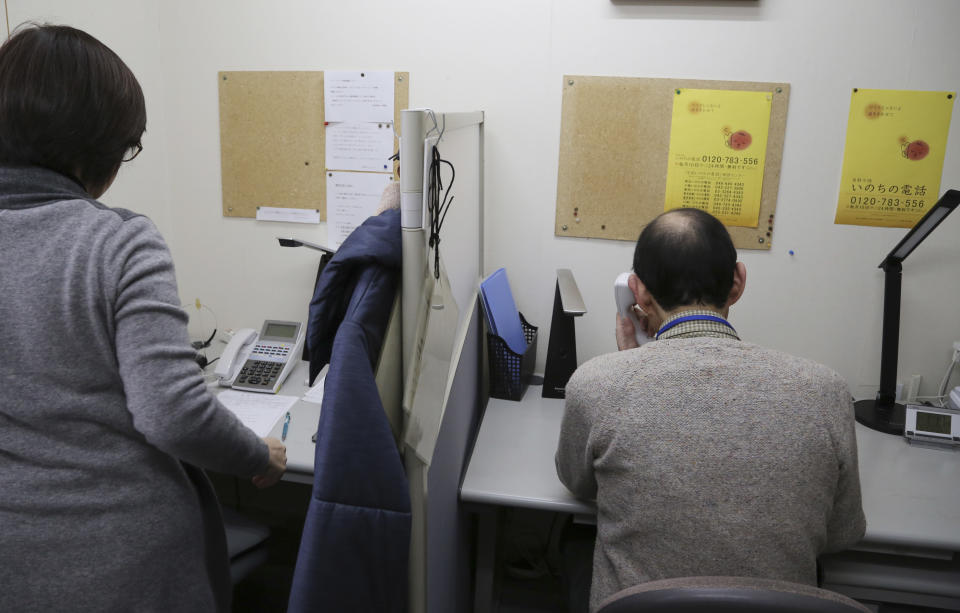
[568,340,848,394]
[740,342,848,388]
[565,346,666,398]
[569,348,640,384]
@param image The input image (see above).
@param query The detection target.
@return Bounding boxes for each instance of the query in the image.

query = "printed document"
[327,171,394,247]
[217,390,298,437]
[324,71,394,123]
[326,122,395,172]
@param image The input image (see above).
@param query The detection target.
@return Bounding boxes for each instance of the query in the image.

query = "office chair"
[222,506,271,584]
[596,576,871,613]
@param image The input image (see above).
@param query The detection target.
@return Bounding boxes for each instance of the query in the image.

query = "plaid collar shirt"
[656,309,740,341]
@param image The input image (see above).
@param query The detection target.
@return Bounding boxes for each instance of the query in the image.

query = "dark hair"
[0,24,146,191]
[632,208,737,311]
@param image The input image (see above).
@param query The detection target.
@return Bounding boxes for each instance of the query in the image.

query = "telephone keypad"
[235,360,283,390]
[230,333,299,394]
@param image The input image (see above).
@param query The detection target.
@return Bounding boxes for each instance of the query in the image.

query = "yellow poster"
[836,89,954,228]
[664,88,772,227]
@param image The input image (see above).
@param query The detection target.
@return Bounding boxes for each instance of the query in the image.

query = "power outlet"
[953,341,960,363]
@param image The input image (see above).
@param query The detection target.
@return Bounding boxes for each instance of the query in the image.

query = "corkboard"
[218,71,409,219]
[555,75,789,250]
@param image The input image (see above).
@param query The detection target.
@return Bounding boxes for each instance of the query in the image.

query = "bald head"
[647,209,701,240]
[632,208,737,311]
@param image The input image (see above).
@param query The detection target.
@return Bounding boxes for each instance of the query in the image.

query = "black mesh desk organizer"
[487,313,537,401]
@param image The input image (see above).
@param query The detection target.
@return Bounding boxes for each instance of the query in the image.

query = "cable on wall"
[426,142,455,281]
[182,299,218,369]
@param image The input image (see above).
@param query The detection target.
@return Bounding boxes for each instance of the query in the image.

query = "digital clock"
[904,404,960,448]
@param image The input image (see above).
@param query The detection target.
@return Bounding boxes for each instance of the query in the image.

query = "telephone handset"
[614,272,651,347]
[215,320,304,394]
[215,328,257,385]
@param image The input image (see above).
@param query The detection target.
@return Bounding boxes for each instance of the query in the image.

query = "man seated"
[555,208,866,612]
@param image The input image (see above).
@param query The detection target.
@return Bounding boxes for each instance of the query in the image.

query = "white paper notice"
[217,390,298,437]
[302,366,328,405]
[326,122,395,172]
[327,172,394,248]
[256,206,321,224]
[324,71,395,123]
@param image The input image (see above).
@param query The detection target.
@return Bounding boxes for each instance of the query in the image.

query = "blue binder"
[480,268,527,355]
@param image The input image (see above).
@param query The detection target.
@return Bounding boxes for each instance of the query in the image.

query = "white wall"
[10,1,173,230]
[11,0,960,400]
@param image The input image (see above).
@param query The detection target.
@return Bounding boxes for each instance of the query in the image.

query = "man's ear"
[628,273,655,312]
[726,262,747,307]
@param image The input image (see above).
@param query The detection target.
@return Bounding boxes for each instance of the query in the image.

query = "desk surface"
[461,387,960,553]
[212,360,319,484]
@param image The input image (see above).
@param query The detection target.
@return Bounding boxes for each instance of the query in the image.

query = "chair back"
[596,576,871,613]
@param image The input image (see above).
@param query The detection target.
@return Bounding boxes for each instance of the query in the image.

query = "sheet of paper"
[326,171,394,247]
[324,71,395,123]
[835,89,955,228]
[404,266,459,465]
[302,386,325,405]
[302,365,328,405]
[217,390,298,437]
[256,206,321,224]
[664,89,772,228]
[325,122,395,172]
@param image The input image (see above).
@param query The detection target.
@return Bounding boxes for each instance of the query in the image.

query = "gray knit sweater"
[0,166,268,612]
[556,336,866,612]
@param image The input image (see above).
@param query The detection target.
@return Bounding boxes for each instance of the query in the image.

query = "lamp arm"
[876,260,902,409]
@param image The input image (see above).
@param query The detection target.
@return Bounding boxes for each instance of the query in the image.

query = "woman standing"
[0,24,285,612]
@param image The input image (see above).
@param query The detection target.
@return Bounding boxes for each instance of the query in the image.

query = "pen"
[282,412,290,441]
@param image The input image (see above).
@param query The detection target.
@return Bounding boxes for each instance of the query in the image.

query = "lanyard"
[655,314,736,340]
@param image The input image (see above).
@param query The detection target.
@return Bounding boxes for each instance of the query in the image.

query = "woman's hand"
[252,437,287,488]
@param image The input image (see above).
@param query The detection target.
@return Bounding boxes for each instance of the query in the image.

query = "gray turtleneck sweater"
[557,320,866,612]
[0,166,268,612]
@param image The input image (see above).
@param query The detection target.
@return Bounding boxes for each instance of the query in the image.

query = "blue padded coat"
[288,209,410,613]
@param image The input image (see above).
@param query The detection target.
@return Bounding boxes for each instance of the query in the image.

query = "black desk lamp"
[277,237,336,255]
[277,237,337,362]
[543,269,587,398]
[855,189,960,435]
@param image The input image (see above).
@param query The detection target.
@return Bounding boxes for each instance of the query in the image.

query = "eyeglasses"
[122,142,143,163]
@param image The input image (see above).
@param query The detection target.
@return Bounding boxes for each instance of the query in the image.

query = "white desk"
[461,388,960,611]
[212,360,319,484]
